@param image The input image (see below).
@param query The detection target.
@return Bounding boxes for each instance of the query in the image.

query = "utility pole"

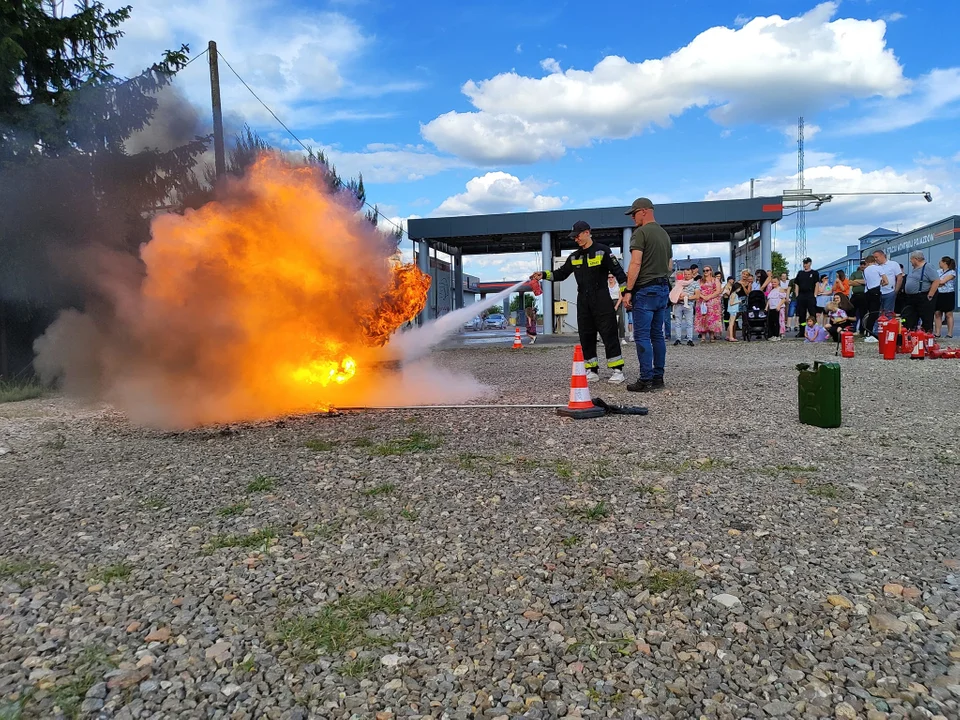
[208,40,226,178]
[795,116,806,273]
[750,178,755,198]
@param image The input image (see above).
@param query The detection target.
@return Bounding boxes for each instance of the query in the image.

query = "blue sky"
[114,0,960,279]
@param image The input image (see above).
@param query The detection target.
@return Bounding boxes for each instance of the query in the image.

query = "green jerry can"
[796,362,841,428]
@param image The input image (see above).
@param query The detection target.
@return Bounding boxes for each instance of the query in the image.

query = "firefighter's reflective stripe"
[606,355,625,368]
[583,357,599,369]
[588,254,603,267]
[570,384,592,405]
[571,258,584,266]
[619,285,626,293]
[543,270,553,280]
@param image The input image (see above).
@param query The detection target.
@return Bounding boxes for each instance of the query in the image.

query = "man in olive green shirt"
[622,197,672,392]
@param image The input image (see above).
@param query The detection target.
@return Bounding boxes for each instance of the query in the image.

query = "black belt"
[636,277,669,288]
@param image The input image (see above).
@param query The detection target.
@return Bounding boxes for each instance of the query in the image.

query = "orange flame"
[38,154,430,428]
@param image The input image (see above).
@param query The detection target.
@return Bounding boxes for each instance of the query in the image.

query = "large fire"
[35,154,431,428]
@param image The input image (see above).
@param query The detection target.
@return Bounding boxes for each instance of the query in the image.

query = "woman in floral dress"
[694,268,724,342]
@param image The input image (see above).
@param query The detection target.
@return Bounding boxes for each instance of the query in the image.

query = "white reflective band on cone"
[570,387,592,403]
[572,361,585,374]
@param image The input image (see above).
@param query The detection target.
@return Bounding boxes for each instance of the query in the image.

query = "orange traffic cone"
[557,344,605,419]
[512,326,523,349]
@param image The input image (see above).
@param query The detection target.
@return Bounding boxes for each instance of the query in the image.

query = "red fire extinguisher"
[883,321,897,360]
[530,277,542,297]
[840,328,855,358]
[877,317,888,355]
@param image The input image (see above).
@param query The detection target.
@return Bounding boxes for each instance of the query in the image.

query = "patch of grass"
[235,656,256,673]
[646,569,698,594]
[936,453,960,466]
[95,563,132,583]
[306,521,343,541]
[808,483,842,499]
[635,457,731,474]
[585,688,602,702]
[218,500,250,517]
[360,509,384,521]
[509,456,538,471]
[281,589,427,655]
[246,475,276,493]
[341,657,377,678]
[610,573,639,591]
[634,483,664,497]
[0,559,55,579]
[205,527,276,554]
[400,507,419,521]
[635,459,689,473]
[554,460,574,479]
[0,697,27,720]
[457,452,482,470]
[362,483,396,497]
[52,645,115,719]
[561,534,582,548]
[570,502,611,522]
[413,588,449,619]
[304,439,337,452]
[0,380,44,404]
[141,495,167,510]
[372,431,440,456]
[586,459,615,479]
[352,437,374,448]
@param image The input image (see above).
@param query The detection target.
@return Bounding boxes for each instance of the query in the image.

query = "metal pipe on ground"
[336,404,565,411]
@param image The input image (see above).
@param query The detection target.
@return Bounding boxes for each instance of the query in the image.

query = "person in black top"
[792,257,819,337]
[531,220,628,384]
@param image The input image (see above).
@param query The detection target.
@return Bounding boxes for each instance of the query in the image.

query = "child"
[765,281,787,340]
[804,318,829,343]
[823,300,849,342]
[525,306,538,345]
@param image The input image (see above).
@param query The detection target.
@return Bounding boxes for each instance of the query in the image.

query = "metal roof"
[408,197,784,255]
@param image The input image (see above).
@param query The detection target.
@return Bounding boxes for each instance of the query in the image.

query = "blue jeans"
[663,306,672,340]
[632,280,670,381]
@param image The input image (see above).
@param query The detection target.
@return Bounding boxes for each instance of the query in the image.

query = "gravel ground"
[1,339,959,720]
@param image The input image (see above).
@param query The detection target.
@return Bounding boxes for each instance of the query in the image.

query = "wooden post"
[208,40,226,178]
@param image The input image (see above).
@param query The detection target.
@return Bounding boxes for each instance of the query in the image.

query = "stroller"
[742,290,768,341]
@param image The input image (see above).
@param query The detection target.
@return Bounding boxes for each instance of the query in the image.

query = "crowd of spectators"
[610,250,957,345]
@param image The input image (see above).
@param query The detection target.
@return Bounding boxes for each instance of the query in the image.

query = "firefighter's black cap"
[569,220,590,239]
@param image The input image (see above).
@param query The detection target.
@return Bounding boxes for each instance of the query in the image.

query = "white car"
[463,316,482,331]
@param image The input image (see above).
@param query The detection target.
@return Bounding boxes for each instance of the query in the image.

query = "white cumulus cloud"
[433,172,567,216]
[421,2,909,164]
[112,0,420,131]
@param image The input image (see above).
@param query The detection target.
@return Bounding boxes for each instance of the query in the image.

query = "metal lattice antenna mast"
[795,116,806,271]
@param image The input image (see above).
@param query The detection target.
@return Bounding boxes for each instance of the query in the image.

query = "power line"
[214,49,405,237]
[181,47,209,68]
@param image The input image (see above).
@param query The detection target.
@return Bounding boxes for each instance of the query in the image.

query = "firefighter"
[530,220,628,384]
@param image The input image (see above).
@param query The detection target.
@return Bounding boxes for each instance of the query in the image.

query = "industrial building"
[817,217,959,311]
[407,197,783,334]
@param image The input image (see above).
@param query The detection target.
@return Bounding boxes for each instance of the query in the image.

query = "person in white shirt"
[934,256,956,338]
[872,248,903,314]
[861,256,883,342]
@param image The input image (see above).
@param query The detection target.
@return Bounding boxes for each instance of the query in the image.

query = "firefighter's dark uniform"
[545,242,627,372]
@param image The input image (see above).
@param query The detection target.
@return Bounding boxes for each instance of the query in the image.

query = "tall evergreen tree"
[0,1,206,376]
